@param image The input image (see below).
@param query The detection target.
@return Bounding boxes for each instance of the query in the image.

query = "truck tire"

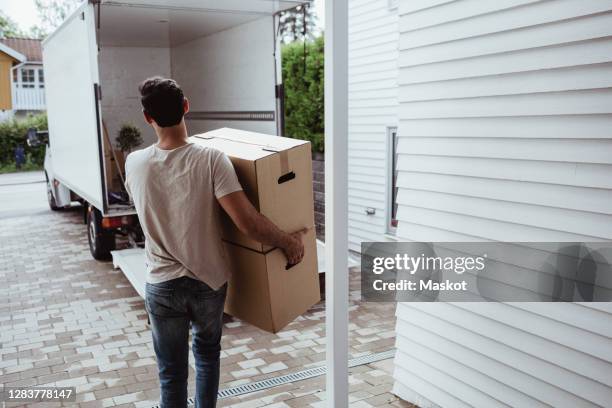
[87,206,115,260]
[46,174,60,211]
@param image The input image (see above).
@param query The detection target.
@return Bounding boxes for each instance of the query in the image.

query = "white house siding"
[348,0,399,252]
[392,1,612,407]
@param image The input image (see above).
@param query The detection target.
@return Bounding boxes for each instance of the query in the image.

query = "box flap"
[191,127,309,161]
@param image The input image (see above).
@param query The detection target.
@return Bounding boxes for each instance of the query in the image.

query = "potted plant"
[115,124,143,155]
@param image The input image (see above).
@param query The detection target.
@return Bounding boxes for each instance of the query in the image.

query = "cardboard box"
[223,227,320,333]
[191,128,315,252]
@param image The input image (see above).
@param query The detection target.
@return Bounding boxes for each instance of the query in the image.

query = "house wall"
[99,46,172,149]
[347,0,399,252]
[0,52,15,110]
[171,17,277,135]
[393,1,612,407]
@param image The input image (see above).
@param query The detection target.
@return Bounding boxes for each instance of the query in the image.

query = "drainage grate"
[148,349,395,407]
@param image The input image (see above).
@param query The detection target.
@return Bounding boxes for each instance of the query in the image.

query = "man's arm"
[218,191,306,265]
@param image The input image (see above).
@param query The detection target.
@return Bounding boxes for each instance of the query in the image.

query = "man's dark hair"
[139,77,185,127]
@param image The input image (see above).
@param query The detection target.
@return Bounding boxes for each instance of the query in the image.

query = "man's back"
[125,142,242,289]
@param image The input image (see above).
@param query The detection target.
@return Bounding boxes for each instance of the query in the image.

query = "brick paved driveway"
[0,194,413,407]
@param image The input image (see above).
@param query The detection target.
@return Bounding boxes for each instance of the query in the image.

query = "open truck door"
[43,3,106,212]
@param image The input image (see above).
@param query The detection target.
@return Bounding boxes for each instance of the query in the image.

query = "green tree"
[31,0,82,38]
[278,4,318,44]
[0,11,27,37]
[282,36,324,152]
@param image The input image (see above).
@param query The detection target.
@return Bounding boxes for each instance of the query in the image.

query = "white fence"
[12,86,46,110]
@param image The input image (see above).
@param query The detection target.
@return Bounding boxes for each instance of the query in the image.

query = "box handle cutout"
[278,171,296,184]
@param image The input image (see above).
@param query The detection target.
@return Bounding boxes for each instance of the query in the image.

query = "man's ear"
[183,98,190,114]
[143,109,154,125]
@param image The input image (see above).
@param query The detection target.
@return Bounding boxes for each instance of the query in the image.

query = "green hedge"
[0,114,47,172]
[282,36,324,153]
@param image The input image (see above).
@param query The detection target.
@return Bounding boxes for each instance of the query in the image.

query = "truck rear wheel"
[87,206,115,260]
[46,175,60,211]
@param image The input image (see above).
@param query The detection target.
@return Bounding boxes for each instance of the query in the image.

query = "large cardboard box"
[223,227,320,333]
[191,128,315,252]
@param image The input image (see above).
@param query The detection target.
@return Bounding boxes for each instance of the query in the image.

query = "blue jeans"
[145,277,227,408]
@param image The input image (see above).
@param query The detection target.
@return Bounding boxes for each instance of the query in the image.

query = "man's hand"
[283,229,307,266]
[218,191,309,266]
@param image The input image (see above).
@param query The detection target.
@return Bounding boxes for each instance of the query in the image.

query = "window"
[20,69,36,88]
[387,127,399,234]
[38,69,45,88]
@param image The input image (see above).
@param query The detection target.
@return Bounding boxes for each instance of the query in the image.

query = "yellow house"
[0,37,45,119]
[0,40,25,111]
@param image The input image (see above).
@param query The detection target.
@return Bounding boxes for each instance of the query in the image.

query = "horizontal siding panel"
[399,63,612,102]
[399,12,612,66]
[349,98,398,109]
[348,180,386,194]
[396,156,612,189]
[396,206,602,242]
[350,60,397,76]
[350,0,396,18]
[396,114,612,139]
[349,79,397,92]
[351,41,398,60]
[395,349,509,408]
[395,221,486,241]
[396,189,612,239]
[400,304,612,383]
[510,303,612,338]
[396,305,611,406]
[581,303,612,313]
[348,130,392,141]
[350,22,398,43]
[349,115,397,125]
[393,363,474,408]
[400,0,455,15]
[452,303,612,363]
[395,337,538,408]
[350,69,397,84]
[399,89,612,119]
[398,172,612,215]
[399,38,612,84]
[396,137,612,164]
[398,0,539,32]
[350,55,397,70]
[401,0,612,49]
[350,32,399,51]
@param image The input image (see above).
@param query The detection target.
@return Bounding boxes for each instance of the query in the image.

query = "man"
[125,77,305,408]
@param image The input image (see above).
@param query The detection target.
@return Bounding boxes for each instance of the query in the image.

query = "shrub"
[0,114,47,170]
[282,36,324,153]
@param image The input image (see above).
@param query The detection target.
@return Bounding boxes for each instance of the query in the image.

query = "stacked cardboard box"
[191,128,321,333]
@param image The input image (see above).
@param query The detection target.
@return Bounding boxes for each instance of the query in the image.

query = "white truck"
[42,0,307,262]
[41,0,318,296]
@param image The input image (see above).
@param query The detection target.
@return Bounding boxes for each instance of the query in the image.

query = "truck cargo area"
[95,1,296,214]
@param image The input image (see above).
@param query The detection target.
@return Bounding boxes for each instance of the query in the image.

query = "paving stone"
[0,209,411,407]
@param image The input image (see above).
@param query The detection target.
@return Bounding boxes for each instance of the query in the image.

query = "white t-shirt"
[125,142,243,289]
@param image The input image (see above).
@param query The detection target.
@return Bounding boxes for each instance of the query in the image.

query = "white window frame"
[386,126,398,235]
[16,66,45,89]
[20,68,36,88]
